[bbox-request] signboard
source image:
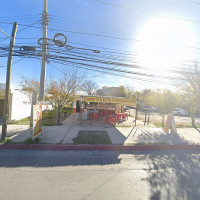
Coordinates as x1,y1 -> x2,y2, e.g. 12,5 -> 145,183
82,96 -> 136,106
33,104 -> 42,139
164,113 -> 177,133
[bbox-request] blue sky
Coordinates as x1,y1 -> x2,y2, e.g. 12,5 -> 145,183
1,0 -> 200,91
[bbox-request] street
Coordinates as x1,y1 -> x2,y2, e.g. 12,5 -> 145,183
0,150 -> 200,200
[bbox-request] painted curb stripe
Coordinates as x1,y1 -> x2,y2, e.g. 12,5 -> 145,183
0,144 -> 200,151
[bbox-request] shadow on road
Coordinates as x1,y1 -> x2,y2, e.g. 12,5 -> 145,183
137,151 -> 200,200
0,150 -> 122,167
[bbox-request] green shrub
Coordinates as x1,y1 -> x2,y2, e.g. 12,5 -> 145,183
24,137 -> 40,144
0,137 -> 11,144
61,106 -> 72,114
42,110 -> 56,119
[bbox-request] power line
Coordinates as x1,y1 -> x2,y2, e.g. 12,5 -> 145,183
0,45 -> 198,77
0,57 -> 27,67
90,0 -> 200,24
45,53 -> 179,81
47,25 -> 140,41
50,58 -> 176,85
0,21 -> 140,41
0,14 -> 41,19
49,16 -> 140,39
17,20 -> 41,34
0,20 -> 41,43
49,62 -> 105,78
179,0 -> 200,5
4,48 -> 170,82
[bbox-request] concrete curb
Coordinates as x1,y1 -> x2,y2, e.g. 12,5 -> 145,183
1,143 -> 200,151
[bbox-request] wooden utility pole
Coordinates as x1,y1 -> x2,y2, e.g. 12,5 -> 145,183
1,22 -> 18,141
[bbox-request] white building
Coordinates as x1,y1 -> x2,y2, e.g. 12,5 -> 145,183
0,83 -> 52,122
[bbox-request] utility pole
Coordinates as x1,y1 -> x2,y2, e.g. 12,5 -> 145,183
39,0 -> 48,100
1,22 -> 18,141
30,90 -> 37,137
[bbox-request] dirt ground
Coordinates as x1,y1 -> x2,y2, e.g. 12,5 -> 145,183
128,109 -> 200,128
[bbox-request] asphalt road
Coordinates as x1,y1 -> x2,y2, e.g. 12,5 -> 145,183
0,150 -> 200,200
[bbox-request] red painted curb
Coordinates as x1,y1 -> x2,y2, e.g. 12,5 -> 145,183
27,144 -> 123,151
1,144 -> 200,151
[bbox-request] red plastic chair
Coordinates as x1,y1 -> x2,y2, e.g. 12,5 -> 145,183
109,115 -> 116,125
107,115 -> 112,124
88,113 -> 93,120
104,116 -> 107,124
121,113 -> 128,120
92,112 -> 98,120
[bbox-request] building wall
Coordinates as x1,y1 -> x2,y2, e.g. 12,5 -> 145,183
0,82 -> 53,122
102,86 -> 120,96
11,90 -> 53,121
11,90 -> 31,121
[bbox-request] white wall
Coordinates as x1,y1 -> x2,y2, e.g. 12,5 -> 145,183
11,89 -> 53,121
11,90 -> 31,121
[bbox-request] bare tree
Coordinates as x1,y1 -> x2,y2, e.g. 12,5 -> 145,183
45,69 -> 85,124
20,76 -> 40,103
125,85 -> 136,99
96,88 -> 104,96
21,69 -> 85,125
84,80 -> 99,95
179,62 -> 200,128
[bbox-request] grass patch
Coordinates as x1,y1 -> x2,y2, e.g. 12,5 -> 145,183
0,137 -> 11,144
152,122 -> 163,127
10,117 -> 30,125
42,107 -> 72,125
72,131 -> 112,144
24,137 -> 40,145
9,106 -> 72,126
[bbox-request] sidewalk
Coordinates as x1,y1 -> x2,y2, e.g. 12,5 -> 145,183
1,114 -> 200,150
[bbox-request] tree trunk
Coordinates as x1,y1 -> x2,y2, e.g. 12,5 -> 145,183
191,115 -> 196,128
162,114 -> 165,129
56,106 -> 61,125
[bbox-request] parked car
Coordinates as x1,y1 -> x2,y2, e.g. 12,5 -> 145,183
140,105 -> 157,112
171,108 -> 189,116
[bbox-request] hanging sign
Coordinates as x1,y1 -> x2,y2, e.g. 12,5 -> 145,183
82,96 -> 136,106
